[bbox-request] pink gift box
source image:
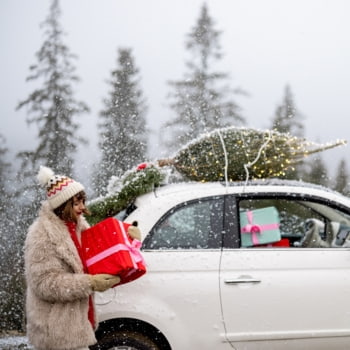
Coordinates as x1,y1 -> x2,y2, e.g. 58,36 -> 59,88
82,218 -> 146,286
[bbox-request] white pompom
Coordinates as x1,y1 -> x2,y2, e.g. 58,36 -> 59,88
37,166 -> 54,187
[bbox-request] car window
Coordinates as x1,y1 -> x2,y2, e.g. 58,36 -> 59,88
143,197 -> 224,250
238,198 -> 350,248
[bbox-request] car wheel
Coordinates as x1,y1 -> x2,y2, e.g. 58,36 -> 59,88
96,330 -> 161,350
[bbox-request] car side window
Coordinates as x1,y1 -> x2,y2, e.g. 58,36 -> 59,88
144,197 -> 224,250
238,198 -> 350,248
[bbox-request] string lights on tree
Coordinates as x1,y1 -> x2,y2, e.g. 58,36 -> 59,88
158,127 -> 346,182
88,126 -> 346,223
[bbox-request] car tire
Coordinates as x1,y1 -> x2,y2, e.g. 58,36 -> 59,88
96,330 -> 161,350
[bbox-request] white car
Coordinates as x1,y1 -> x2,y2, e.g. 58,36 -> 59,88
91,180 -> 350,350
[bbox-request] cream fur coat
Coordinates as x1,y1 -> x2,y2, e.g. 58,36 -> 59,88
24,201 -> 97,350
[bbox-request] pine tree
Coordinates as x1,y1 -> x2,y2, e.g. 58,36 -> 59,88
333,158 -> 350,195
16,0 -> 89,181
0,135 -> 10,200
271,84 -> 304,137
9,0 -> 89,331
165,3 -> 245,152
0,135 -> 25,331
0,134 -> 11,265
93,48 -> 148,195
303,155 -> 329,187
270,84 -> 305,179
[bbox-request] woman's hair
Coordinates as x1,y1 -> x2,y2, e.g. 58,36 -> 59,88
54,191 -> 91,223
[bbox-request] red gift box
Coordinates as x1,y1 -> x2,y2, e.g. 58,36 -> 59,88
81,218 -> 146,286
257,238 -> 290,248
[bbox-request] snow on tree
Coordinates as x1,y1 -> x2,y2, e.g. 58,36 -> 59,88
92,48 -> 148,196
88,163 -> 164,224
164,3 -> 246,152
16,0 -> 89,182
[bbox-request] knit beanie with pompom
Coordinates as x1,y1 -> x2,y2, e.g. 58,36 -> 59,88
37,166 -> 85,209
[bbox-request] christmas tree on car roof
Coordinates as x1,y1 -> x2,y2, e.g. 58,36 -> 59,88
87,126 -> 346,224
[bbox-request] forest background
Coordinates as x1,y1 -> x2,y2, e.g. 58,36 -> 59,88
1,0 -> 350,333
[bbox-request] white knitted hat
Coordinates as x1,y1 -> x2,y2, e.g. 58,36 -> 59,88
37,166 -> 85,209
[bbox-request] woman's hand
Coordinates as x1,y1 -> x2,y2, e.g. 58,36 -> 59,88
89,274 -> 120,292
128,225 -> 141,241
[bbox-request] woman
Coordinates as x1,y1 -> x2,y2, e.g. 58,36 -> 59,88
24,166 -> 138,350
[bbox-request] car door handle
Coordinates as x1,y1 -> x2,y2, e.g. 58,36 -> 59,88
224,277 -> 261,284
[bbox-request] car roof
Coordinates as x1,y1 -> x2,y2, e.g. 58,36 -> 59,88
131,179 -> 350,214
123,179 -> 350,234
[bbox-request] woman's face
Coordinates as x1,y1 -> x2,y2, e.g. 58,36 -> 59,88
72,196 -> 86,217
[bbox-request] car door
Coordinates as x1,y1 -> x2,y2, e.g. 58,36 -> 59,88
141,196 -> 229,349
220,194 -> 350,350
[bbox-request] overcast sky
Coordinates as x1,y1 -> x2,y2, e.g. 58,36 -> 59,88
1,0 -> 349,179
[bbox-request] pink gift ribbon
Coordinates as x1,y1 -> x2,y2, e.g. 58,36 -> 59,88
86,220 -> 145,268
241,210 -> 279,245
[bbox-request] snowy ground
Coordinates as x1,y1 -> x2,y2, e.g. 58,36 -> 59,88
0,335 -> 33,349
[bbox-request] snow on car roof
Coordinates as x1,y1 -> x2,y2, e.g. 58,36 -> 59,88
135,178 -> 350,206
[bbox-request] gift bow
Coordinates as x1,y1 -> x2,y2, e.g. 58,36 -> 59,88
241,210 -> 279,245
86,221 -> 145,269
128,239 -> 144,264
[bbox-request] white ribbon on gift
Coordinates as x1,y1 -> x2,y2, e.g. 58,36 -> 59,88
85,220 -> 144,269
